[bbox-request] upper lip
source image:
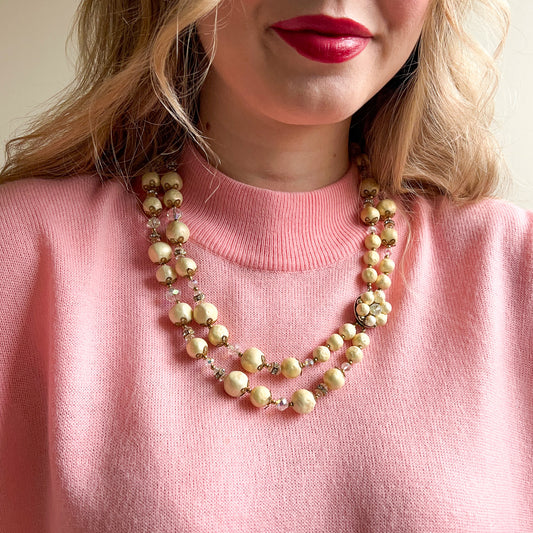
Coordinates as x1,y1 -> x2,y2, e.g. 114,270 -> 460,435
270,14 -> 373,38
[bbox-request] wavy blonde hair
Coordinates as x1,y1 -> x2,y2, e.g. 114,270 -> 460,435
0,0 -> 510,202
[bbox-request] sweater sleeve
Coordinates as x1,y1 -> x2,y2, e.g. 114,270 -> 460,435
0,179 -> 54,530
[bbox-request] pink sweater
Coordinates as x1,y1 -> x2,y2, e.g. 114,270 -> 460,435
1,145 -> 532,532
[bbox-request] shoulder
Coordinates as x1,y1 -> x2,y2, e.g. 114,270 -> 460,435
0,174 -> 126,216
412,195 -> 532,258
410,194 -> 532,331
0,175 -> 143,290
436,195 -> 532,229
405,194 -> 533,346
0,174 -> 141,238
404,194 -> 533,306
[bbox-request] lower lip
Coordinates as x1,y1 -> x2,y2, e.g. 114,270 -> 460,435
272,28 -> 370,64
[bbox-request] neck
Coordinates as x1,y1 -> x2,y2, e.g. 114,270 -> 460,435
198,75 -> 351,193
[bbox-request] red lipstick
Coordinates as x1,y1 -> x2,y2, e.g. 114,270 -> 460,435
271,15 -> 372,64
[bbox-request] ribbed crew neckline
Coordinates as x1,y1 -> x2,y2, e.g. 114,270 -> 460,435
140,144 -> 400,272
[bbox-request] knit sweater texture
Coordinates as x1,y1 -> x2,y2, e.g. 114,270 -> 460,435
1,145 -> 532,532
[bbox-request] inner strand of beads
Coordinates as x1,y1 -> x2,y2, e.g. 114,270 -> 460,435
141,156 -> 396,415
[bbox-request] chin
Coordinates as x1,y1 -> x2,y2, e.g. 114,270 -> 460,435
258,78 -> 371,126
267,97 -> 365,127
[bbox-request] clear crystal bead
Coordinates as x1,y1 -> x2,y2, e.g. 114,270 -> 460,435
188,279 -> 199,290
147,217 -> 161,229
193,293 -> 205,302
367,225 -> 377,234
317,383 -> 329,395
182,326 -> 194,338
214,368 -> 226,381
303,358 -> 315,367
341,362 -> 352,373
174,247 -> 186,257
270,362 -> 281,375
165,287 -> 181,302
167,208 -> 182,221
276,398 -> 289,411
369,303 -> 382,316
228,344 -> 242,357
205,358 -> 215,366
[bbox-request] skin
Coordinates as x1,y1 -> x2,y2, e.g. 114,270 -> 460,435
197,0 -> 430,192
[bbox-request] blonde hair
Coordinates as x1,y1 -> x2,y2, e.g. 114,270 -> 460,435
0,0 -> 510,203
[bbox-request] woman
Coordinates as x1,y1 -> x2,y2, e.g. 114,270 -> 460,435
1,0 -> 531,531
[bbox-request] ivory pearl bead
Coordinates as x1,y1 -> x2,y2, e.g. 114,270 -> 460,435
163,189 -> 183,208
364,315 -> 377,327
377,198 -> 397,219
363,250 -> 380,266
327,333 -> 344,352
376,274 -> 392,290
186,337 -> 208,359
166,220 -> 190,244
360,206 -> 380,226
361,291 -> 375,305
346,346 -> 364,364
223,371 -> 248,397
168,302 -> 193,325
373,290 -> 386,304
193,302 -> 218,325
250,386 -> 271,408
208,324 -> 229,346
364,234 -> 382,251
356,303 -> 370,317
362,268 -> 378,283
155,264 -> 177,284
313,346 -> 331,363
375,314 -> 388,326
143,196 -> 163,217
241,347 -> 264,373
359,178 -> 380,198
380,257 -> 395,273
339,323 -> 356,341
381,227 -> 398,247
141,172 -> 160,190
161,171 -> 183,191
323,368 -> 345,390
148,241 -> 173,264
382,301 -> 392,315
353,332 -> 370,348
291,389 -> 316,414
281,357 -> 302,378
175,256 -> 197,277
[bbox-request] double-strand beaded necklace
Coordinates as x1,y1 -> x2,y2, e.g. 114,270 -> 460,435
140,150 -> 397,415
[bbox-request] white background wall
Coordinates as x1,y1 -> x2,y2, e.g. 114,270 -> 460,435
1,1 -> 532,210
